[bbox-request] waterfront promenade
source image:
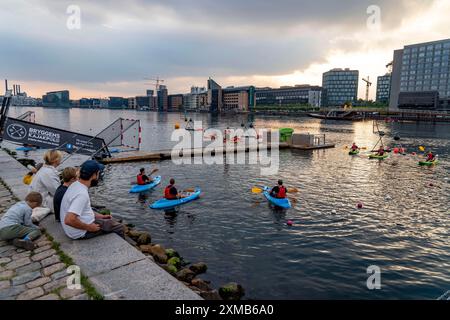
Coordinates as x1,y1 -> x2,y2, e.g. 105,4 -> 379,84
0,149 -> 201,300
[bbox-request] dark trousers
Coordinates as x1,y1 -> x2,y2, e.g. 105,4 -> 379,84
81,218 -> 125,240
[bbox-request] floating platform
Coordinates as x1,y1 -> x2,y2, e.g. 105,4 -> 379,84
99,141 -> 335,164
290,143 -> 336,150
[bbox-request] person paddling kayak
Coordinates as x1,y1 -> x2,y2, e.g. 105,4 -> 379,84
137,168 -> 157,185
164,178 -> 186,199
426,151 -> 436,162
270,180 -> 287,199
376,146 -> 385,156
350,143 -> 359,151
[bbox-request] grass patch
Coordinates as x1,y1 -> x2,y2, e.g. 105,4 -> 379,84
45,232 -> 104,300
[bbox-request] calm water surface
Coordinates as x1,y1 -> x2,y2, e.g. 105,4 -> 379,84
7,107 -> 450,299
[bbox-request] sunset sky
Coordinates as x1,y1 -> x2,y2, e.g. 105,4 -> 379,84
1,0 -> 449,100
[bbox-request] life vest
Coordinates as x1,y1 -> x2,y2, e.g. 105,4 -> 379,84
164,185 -> 177,199
276,186 -> 287,199
137,174 -> 145,185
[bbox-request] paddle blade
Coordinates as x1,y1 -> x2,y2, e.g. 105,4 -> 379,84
183,188 -> 195,193
419,146 -> 425,152
287,187 -> 299,193
252,187 -> 263,194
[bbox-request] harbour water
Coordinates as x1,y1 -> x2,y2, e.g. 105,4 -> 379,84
5,107 -> 450,299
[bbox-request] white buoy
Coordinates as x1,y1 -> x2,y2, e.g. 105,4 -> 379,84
331,210 -> 337,215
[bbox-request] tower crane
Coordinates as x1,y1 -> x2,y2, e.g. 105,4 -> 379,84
362,76 -> 372,102
144,76 -> 165,93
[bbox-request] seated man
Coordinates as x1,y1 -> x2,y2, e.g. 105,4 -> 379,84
137,168 -> 150,185
270,180 -> 287,199
426,151 -> 435,162
0,192 -> 43,250
376,146 -> 385,156
53,167 -> 78,222
351,143 -> 359,151
60,160 -> 124,240
164,178 -> 180,199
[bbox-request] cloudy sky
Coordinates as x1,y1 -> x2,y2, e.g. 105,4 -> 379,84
1,0 -> 449,99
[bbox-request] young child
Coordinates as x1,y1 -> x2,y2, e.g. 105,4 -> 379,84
54,167 -> 78,222
0,192 -> 43,250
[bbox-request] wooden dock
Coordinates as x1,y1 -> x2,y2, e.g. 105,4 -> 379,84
99,141 -> 334,164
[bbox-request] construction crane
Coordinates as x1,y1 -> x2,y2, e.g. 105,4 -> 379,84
386,61 -> 393,74
144,76 -> 165,92
362,76 -> 372,102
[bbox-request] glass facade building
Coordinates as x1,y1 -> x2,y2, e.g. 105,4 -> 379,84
42,90 -> 70,108
376,74 -> 391,104
390,38 -> 450,111
255,85 -> 322,107
322,69 -> 359,107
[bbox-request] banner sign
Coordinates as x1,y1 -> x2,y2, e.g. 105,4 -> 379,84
2,117 -> 106,156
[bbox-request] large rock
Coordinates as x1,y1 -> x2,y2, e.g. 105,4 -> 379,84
162,264 -> 178,275
219,283 -> 245,301
165,248 -> 180,259
189,262 -> 207,275
139,245 -> 153,254
167,257 -> 181,269
200,290 -> 222,300
191,278 -> 212,291
176,268 -> 195,283
150,245 -> 167,264
137,233 -> 151,245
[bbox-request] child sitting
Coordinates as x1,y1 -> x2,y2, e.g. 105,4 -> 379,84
0,192 -> 43,250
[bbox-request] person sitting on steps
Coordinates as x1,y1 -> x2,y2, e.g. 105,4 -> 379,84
53,167 -> 78,222
0,192 -> 43,251
60,160 -> 124,240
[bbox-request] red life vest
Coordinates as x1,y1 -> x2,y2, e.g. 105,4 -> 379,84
164,185 -> 176,199
137,174 -> 145,185
276,186 -> 287,199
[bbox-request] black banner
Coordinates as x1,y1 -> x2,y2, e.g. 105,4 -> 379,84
1,117 -> 106,156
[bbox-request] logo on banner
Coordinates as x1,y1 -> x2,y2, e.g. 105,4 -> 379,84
6,124 -> 27,140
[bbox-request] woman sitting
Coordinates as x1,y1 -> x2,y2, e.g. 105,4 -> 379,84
29,150 -> 62,222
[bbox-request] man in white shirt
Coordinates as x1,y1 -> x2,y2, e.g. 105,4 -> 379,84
60,160 -> 124,240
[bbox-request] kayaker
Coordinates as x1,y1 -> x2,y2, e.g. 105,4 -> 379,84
351,143 -> 359,151
137,168 -> 151,185
270,180 -> 287,199
164,178 -> 185,199
426,151 -> 435,162
376,146 -> 385,156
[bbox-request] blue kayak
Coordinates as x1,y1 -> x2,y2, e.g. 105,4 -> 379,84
129,176 -> 161,193
263,186 -> 291,209
149,188 -> 201,210
16,146 -> 36,151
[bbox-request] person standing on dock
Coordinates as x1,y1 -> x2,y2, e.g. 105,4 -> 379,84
60,160 -> 125,240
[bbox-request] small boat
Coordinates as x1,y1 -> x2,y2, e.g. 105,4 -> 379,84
369,154 -> 388,160
129,176 -> 162,193
263,187 -> 291,209
149,188 -> 201,210
349,149 -> 360,155
308,110 -> 364,121
419,159 -> 439,166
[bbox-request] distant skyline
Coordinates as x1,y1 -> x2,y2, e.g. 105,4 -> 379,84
1,0 -> 450,100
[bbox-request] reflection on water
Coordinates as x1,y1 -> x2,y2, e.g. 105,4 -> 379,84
6,107 -> 450,299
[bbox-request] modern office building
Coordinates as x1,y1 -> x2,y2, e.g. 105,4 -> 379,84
207,78 -> 222,113
146,89 -> 154,97
255,85 -> 322,107
222,86 -> 256,112
376,74 -> 391,104
108,97 -> 128,109
183,87 -> 208,111
157,85 -> 169,111
322,69 -> 359,107
168,94 -> 183,110
389,38 -> 450,111
42,90 -> 70,108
